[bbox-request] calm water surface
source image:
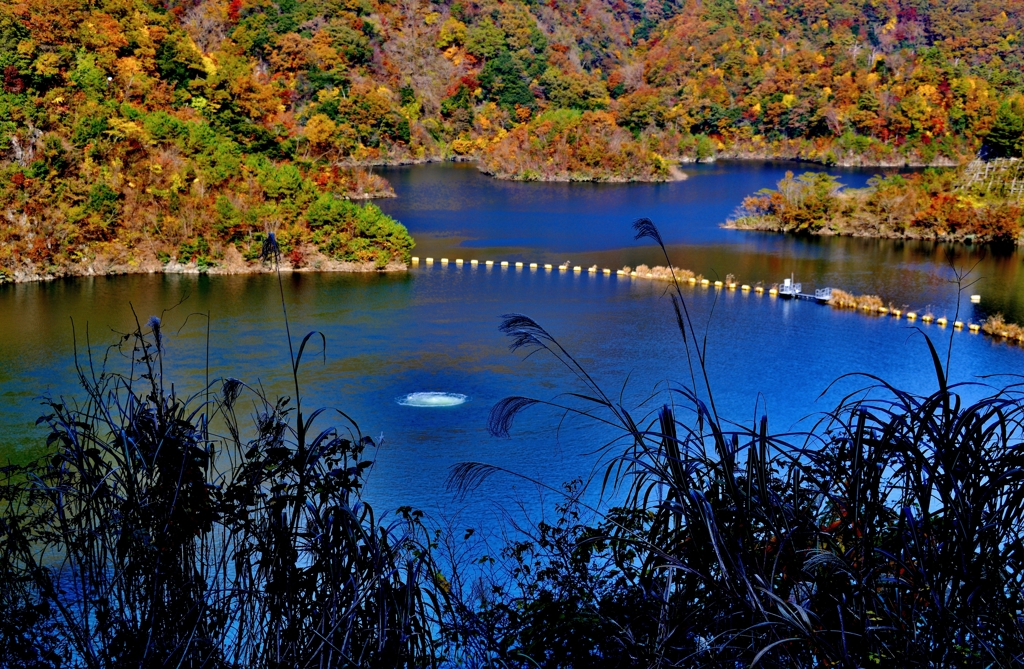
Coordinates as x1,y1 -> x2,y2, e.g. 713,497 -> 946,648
2,162 -> 1022,520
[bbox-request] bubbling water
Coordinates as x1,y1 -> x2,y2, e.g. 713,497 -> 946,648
396,392 -> 469,407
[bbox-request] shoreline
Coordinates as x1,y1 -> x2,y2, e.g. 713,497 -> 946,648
1,157 -> 985,285
720,220 -> 1014,246
354,153 -> 963,184
3,254 -> 408,286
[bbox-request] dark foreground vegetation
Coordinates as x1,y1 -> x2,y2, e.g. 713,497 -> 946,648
4,222 -> 1024,667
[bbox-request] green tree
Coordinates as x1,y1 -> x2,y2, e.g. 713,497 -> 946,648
986,98 -> 1024,158
480,51 -> 533,111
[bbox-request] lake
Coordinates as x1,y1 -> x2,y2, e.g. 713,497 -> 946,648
2,161 -> 1022,522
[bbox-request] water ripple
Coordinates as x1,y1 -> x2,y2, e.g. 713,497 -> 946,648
396,392 -> 469,408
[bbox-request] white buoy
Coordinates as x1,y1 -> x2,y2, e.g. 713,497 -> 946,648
573,266 -> 582,272
501,261 -> 509,267
440,257 -> 449,265
411,256 -> 420,264
530,262 -> 538,269
603,268 -> 611,274
970,294 -> 981,304
515,261 -> 523,267
471,259 -> 479,266
426,257 -> 434,264
485,260 -> 494,266
456,258 -> 463,265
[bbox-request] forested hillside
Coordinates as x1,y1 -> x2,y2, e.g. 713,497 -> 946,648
2,0 -> 1024,279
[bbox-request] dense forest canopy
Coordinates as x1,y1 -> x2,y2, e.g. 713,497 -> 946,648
2,0 -> 1024,278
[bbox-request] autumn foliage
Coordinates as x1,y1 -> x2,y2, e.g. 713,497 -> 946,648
732,169 -> 1024,243
3,0 -> 1024,278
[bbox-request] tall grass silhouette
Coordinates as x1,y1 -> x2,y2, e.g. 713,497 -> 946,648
447,218 -> 1024,667
0,234 -> 446,669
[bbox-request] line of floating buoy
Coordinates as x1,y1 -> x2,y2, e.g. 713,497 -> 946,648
411,259 -> 993,340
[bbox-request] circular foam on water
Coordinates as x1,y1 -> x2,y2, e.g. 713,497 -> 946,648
396,392 -> 469,408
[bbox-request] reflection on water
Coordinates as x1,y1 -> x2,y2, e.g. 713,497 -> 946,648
1,162 -> 1022,521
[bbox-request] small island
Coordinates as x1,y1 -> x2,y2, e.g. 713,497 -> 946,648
725,160 -> 1024,245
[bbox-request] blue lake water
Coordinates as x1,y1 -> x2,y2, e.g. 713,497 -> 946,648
2,161 -> 1022,522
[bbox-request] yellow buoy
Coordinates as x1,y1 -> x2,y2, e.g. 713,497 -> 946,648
936,317 -> 947,326
970,294 -> 981,304
688,277 -> 697,284
544,263 -> 553,270
701,278 -> 710,286
515,261 -> 523,267
755,286 -> 764,294
589,266 -> 598,273
727,282 -> 737,290
617,269 -> 626,275
969,323 -> 981,332
907,312 -> 917,321
471,259 -> 479,266
485,260 -> 494,266
741,284 -> 750,292
456,258 -> 463,265
441,258 -> 449,265
501,261 -> 509,267
646,272 -> 653,278
411,256 -> 420,264
603,268 -> 611,274
529,262 -> 537,269
630,271 -> 637,276
892,309 -> 901,318
954,321 -> 964,329
574,266 -> 582,272
878,307 -> 889,315
426,257 -> 434,264
768,287 -> 777,296
714,280 -> 723,287
922,314 -> 933,323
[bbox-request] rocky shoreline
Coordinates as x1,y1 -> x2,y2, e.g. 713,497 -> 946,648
3,246 -> 408,285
